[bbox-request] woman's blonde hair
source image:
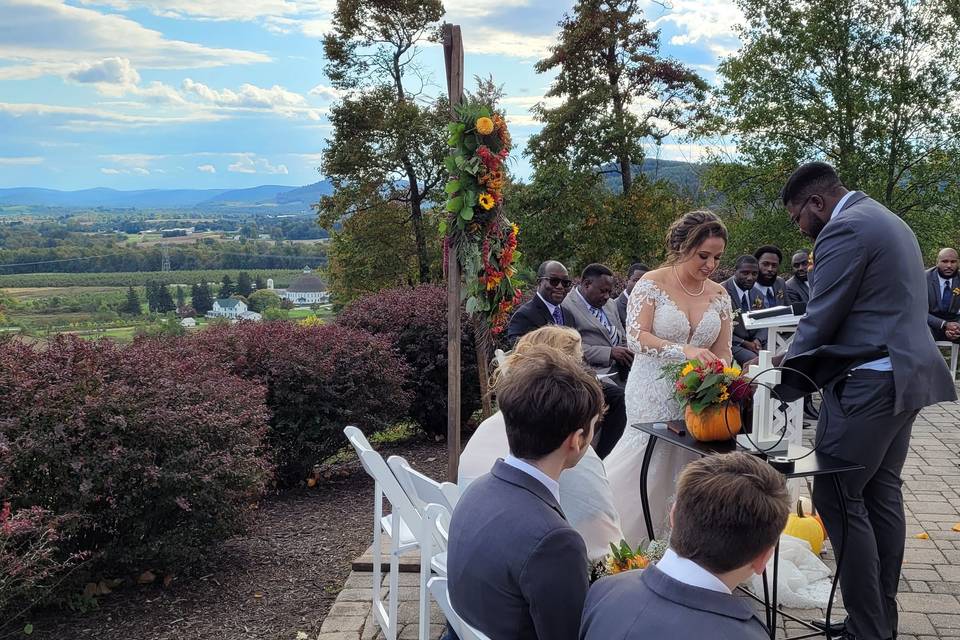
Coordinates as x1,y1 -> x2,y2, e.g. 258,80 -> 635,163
491,326 -> 583,390
662,210 -> 728,266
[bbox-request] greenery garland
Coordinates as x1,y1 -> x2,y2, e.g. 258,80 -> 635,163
442,101 -> 521,335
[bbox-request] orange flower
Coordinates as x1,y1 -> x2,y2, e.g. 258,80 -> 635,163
476,117 -> 494,135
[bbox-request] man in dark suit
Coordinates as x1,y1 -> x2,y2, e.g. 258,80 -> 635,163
562,263 -> 632,457
507,260 -> 576,344
926,248 -> 960,342
723,255 -> 766,365
616,263 -> 648,326
447,344 -> 602,640
779,162 -> 956,640
754,244 -> 788,307
786,249 -> 812,306
580,452 -> 789,640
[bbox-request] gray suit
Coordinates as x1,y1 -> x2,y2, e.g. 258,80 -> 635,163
447,460 -> 588,640
785,275 -> 811,305
616,290 -> 629,327
780,192 -> 956,640
562,288 -> 626,377
580,565 -> 768,640
723,278 -> 766,365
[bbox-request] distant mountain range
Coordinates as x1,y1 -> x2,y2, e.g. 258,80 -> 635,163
602,158 -> 706,194
0,180 -> 334,211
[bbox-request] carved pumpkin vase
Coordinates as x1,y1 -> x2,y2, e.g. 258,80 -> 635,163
684,404 -> 741,442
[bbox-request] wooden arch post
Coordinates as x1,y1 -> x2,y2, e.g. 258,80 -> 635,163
443,23 -> 464,482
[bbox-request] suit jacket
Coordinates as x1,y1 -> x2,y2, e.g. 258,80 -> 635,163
447,460 -> 589,640
723,278 -> 766,348
616,290 -> 629,328
757,276 -> 789,308
785,275 -> 811,306
779,192 -> 956,413
579,565 -> 769,640
562,288 -> 627,376
926,266 -> 960,331
507,294 -> 577,346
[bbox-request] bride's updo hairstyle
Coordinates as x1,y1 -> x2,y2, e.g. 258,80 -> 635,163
663,210 -> 728,266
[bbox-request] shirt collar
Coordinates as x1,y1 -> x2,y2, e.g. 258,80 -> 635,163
732,282 -> 751,299
656,548 -> 731,594
830,190 -> 857,220
536,292 -> 559,315
575,287 -> 599,311
938,273 -> 953,288
503,454 -> 561,503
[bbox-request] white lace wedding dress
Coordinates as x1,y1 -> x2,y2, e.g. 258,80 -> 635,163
605,279 -> 731,544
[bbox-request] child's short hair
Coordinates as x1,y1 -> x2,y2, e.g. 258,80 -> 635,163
670,452 -> 790,573
495,344 -> 604,460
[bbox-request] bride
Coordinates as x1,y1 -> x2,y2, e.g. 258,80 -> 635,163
605,210 -> 733,544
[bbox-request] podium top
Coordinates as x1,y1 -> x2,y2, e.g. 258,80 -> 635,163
742,311 -> 801,330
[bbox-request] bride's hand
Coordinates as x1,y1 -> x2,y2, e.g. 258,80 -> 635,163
683,345 -> 721,363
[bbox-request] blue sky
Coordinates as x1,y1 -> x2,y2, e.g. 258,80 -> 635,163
0,0 -> 743,190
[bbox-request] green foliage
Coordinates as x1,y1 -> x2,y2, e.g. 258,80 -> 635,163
120,286 -> 142,316
529,0 -> 707,194
247,289 -> 281,313
145,281 -> 175,313
236,272 -> 253,297
218,274 -> 235,299
190,281 -> 213,315
709,0 -> 960,218
0,270 -> 304,289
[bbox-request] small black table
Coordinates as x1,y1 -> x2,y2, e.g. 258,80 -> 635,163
633,421 -> 864,640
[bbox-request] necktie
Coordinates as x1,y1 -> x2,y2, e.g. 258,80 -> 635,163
741,292 -> 750,312
552,306 -> 563,325
590,306 -> 619,344
766,288 -> 776,307
942,282 -> 953,312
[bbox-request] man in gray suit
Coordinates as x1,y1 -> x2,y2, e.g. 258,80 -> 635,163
562,263 -> 631,458
616,262 -> 648,326
580,452 -> 789,640
786,249 -> 812,306
723,255 -> 766,365
779,162 -> 956,640
447,344 -> 603,640
754,244 -> 789,307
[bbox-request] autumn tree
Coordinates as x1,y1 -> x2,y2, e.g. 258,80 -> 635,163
528,0 -> 708,194
319,0 -> 448,284
709,0 -> 960,224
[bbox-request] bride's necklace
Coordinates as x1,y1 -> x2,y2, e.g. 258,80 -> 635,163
673,266 -> 705,297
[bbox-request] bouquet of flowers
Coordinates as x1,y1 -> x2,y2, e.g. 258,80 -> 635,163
661,360 -> 753,441
590,539 -> 668,582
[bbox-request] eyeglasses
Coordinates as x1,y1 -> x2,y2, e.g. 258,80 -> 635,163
790,195 -> 815,226
539,276 -> 573,289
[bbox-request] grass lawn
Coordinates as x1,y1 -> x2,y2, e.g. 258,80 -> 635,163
4,286 -> 126,302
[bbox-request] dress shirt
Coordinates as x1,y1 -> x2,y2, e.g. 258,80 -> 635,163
575,288 -> 619,345
733,282 -> 754,309
503,455 -> 561,504
831,191 -> 892,371
537,292 -> 562,322
656,548 -> 731,594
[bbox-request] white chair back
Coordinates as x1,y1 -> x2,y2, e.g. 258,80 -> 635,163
387,455 -> 460,514
428,577 -> 492,640
936,341 -> 959,379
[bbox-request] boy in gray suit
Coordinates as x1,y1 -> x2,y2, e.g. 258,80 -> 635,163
580,452 -> 789,640
447,344 -> 604,640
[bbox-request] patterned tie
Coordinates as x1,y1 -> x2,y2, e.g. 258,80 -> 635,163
942,282 -> 953,313
590,306 -> 619,344
552,305 -> 563,325
766,287 -> 776,307
741,292 -> 750,312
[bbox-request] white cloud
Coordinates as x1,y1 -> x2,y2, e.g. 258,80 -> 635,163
228,154 -> 289,174
642,0 -> 744,59
444,0 -> 532,19
182,78 -> 307,108
0,0 -> 271,81
0,101 -> 225,130
0,156 -> 43,165
131,167 -> 150,175
100,167 -> 123,174
99,153 -> 166,167
308,84 -> 342,101
457,27 -> 556,59
197,164 -> 217,173
67,56 -> 141,85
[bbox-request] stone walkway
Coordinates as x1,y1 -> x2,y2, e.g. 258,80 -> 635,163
322,399 -> 960,640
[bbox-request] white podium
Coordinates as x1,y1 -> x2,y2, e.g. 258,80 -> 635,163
741,307 -> 801,353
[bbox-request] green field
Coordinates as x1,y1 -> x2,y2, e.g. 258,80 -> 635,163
0,269 -> 305,288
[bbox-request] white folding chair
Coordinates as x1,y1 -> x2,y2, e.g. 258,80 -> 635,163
344,426 -> 424,640
428,577 -> 492,640
936,341 -> 959,379
387,457 -> 461,640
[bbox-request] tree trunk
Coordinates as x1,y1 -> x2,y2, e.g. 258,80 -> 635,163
606,41 -> 632,194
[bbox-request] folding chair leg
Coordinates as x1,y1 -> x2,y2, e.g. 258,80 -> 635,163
951,345 -> 958,380
419,516 -> 432,640
387,514 -> 400,640
372,484 -> 383,621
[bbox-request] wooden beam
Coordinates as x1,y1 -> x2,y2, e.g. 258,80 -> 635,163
443,23 -> 464,483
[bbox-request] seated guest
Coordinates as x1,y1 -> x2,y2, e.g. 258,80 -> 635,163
448,344 -> 602,640
753,244 -> 788,307
580,453 -> 790,640
927,248 -> 960,342
562,263 -> 631,457
723,255 -> 766,365
785,249 -> 812,305
458,325 -> 624,561
617,262 -> 649,326
507,260 -> 576,345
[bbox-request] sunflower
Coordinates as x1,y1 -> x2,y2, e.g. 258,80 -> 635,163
478,193 -> 495,210
475,117 -> 494,135
680,363 -> 695,377
723,366 -> 742,377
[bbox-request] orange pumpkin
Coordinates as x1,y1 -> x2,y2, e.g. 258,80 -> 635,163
684,404 -> 741,442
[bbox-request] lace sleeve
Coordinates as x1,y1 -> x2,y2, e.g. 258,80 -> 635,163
709,294 -> 734,365
625,280 -> 685,361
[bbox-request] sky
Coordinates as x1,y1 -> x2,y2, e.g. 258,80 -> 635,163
0,0 -> 744,190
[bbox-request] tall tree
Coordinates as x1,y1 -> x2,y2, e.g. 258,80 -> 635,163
237,272 -> 253,297
319,0 -> 447,283
218,275 -> 235,299
191,282 -> 213,315
710,0 -> 960,220
528,0 -> 708,193
121,286 -> 142,316
175,285 -> 186,309
254,275 -> 267,291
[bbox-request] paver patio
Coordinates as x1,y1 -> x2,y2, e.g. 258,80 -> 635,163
322,397 -> 960,640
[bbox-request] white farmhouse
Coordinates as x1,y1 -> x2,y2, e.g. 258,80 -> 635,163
180,317 -> 197,328
208,298 -> 248,319
278,267 -> 330,306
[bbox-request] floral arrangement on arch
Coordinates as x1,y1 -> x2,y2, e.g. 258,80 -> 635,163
442,101 -> 521,336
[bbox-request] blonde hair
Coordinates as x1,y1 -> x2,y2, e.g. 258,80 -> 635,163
491,325 -> 583,391
663,210 -> 728,266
